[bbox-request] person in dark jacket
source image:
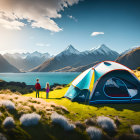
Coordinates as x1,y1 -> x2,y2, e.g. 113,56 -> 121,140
35,78 -> 41,98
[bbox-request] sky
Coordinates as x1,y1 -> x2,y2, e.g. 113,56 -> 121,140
0,0 -> 140,55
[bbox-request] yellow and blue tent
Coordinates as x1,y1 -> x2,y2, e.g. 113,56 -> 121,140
65,61 -> 140,104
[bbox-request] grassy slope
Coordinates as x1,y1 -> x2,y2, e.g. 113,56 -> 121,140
134,70 -> 140,80
1,71 -> 139,139
0,90 -> 88,140
25,71 -> 140,137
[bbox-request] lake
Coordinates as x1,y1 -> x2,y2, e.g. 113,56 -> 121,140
0,72 -> 80,88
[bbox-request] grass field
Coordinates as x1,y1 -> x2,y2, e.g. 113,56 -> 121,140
24,71 -> 140,137
0,90 -> 89,140
0,70 -> 140,140
134,70 -> 140,80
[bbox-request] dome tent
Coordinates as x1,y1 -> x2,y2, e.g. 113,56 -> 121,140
64,61 -> 140,104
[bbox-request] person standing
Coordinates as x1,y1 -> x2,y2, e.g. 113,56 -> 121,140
35,78 -> 41,98
45,82 -> 50,99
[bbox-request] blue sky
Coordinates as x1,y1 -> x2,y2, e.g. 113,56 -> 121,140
0,0 -> 140,55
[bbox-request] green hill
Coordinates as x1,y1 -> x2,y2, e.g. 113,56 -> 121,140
0,71 -> 140,140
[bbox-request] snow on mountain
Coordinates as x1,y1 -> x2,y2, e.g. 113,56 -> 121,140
81,50 -> 90,55
4,51 -> 51,59
90,44 -> 117,55
4,53 -> 22,59
21,51 -> 51,59
120,46 -> 139,56
0,54 -> 20,73
56,45 -> 80,57
3,51 -> 52,71
31,44 -> 120,72
3,44 -> 120,72
116,46 -> 140,69
56,44 -> 118,57
81,44 -> 119,56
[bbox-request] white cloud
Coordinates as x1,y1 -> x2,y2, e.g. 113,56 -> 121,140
0,0 -> 80,32
0,12 -> 25,30
67,15 -> 78,22
91,32 -> 104,37
36,43 -> 50,47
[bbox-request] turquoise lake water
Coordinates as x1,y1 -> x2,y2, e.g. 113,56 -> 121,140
0,72 -> 80,88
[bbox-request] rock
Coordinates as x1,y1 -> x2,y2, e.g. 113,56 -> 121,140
115,116 -> 121,127
0,133 -> 7,140
75,121 -> 86,131
85,118 -> 96,126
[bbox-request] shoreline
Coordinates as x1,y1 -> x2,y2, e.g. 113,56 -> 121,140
0,80 -> 68,94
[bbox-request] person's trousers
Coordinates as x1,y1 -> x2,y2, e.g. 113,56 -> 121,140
46,92 -> 49,99
36,90 -> 39,98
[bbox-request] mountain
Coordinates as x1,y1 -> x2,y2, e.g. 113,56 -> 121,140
116,47 -> 140,70
3,51 -> 52,71
54,62 -> 99,72
119,46 -> 138,57
31,44 -> 119,72
57,45 -> 80,57
0,54 -> 20,73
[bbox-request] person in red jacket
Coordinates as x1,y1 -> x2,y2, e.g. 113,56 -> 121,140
35,78 -> 41,98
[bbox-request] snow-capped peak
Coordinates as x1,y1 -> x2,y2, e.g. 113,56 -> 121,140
90,44 -> 113,54
4,51 -> 51,60
29,51 -> 42,57
22,51 -> 51,59
57,45 -> 80,57
65,45 -> 80,54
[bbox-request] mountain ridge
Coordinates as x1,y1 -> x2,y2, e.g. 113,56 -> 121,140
31,44 -> 119,72
3,51 -> 52,71
116,46 -> 140,70
0,54 -> 20,73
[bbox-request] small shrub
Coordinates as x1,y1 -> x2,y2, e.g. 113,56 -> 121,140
51,112 -> 75,131
75,121 -> 86,131
132,125 -> 140,135
97,116 -> 117,132
0,133 -> 7,140
59,106 -> 69,113
1,100 -> 15,110
30,105 -> 36,111
85,118 -> 96,126
118,133 -> 140,140
86,126 -> 102,140
28,89 -> 33,93
20,113 -> 41,126
115,116 -> 121,127
3,117 -> 15,128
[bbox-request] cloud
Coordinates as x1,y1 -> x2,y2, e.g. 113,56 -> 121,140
0,0 -> 80,32
67,15 -> 78,22
36,43 -> 50,47
91,32 -> 104,37
0,18 -> 25,30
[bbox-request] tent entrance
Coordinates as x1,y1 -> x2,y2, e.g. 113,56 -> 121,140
73,89 -> 90,102
103,77 -> 138,98
65,85 -> 90,102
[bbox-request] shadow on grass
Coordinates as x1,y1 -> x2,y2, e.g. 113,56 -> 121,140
117,133 -> 140,140
21,121 -> 89,140
72,100 -> 140,112
93,103 -> 140,112
39,97 -> 64,100
8,109 -> 21,119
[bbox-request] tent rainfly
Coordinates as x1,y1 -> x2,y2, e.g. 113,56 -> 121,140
64,61 -> 140,104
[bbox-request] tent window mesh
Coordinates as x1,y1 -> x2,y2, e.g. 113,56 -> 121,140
104,77 -> 130,97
